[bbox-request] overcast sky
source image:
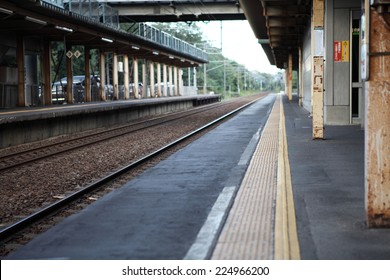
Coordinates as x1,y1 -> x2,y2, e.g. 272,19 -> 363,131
198,20 -> 280,75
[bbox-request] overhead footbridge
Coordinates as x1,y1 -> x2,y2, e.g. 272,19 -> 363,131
104,0 -> 245,22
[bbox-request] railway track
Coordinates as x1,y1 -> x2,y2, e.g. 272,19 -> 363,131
0,95 -> 264,243
0,100 -> 235,172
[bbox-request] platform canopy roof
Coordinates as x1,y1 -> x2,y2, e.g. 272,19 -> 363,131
240,0 -> 311,70
0,0 -> 208,67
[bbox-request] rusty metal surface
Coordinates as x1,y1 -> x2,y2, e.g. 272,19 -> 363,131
366,10 -> 390,227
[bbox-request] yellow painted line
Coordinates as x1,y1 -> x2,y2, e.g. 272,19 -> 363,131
274,94 -> 301,260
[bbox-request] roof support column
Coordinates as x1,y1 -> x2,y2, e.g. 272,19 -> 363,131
149,61 -> 155,98
84,47 -> 91,103
133,57 -> 139,99
168,65 -> 173,96
17,36 -> 26,107
312,0 -> 325,139
157,62 -> 161,97
124,54 -> 129,100
113,52 -> 119,100
163,64 -> 167,97
174,66 -> 178,96
43,39 -> 52,105
299,46 -> 303,107
365,6 -> 390,227
288,52 -> 293,101
99,51 -> 106,101
142,59 -> 147,98
66,43 -> 73,104
179,68 -> 183,96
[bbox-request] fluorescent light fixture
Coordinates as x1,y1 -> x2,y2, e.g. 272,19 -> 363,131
169,55 -> 174,59
26,16 -> 47,25
152,51 -> 159,55
0,7 -> 13,14
101,37 -> 113,43
180,59 -> 185,62
131,45 -> 140,50
55,25 -> 73,32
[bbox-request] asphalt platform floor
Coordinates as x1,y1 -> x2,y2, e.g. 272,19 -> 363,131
283,95 -> 390,259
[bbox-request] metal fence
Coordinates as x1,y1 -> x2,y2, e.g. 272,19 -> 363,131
42,1 -> 207,61
43,0 -> 119,29
128,23 -> 208,61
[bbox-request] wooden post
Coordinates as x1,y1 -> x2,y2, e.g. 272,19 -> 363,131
299,46 -> 303,107
17,36 -> 26,107
149,61 -> 155,98
163,64 -> 167,97
168,65 -> 173,96
66,43 -> 73,104
365,6 -> 390,227
99,51 -> 106,101
157,62 -> 161,97
173,66 -> 178,96
43,39 -> 52,105
133,57 -> 139,99
84,47 -> 91,102
113,52 -> 118,100
124,54 -> 129,99
312,0 -> 325,139
288,52 -> 293,101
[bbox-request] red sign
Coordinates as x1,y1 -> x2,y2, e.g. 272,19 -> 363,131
334,41 -> 341,62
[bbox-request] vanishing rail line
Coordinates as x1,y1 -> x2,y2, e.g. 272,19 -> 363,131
0,96 -> 263,241
0,100 -> 237,172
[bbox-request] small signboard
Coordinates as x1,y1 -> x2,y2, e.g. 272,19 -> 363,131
341,40 -> 350,62
334,41 -> 341,62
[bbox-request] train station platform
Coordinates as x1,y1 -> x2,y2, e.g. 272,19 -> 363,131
5,93 -> 390,260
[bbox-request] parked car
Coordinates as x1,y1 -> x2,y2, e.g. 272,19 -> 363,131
154,82 -> 175,95
51,75 -> 101,103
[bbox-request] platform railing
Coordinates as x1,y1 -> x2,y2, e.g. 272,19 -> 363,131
128,23 -> 208,61
41,1 -> 207,61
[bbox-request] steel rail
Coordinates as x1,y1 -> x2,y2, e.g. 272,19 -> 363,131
0,101 -> 230,172
0,96 -> 262,241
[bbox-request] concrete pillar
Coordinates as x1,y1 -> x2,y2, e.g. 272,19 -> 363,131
113,52 -> 119,100
124,55 -> 129,99
173,66 -> 178,96
311,0 -> 325,139
365,7 -> 390,227
288,52 -> 293,101
168,65 -> 173,96
133,57 -> 139,99
299,46 -> 303,107
142,60 -> 147,98
43,39 -> 51,105
149,61 -> 155,98
66,43 -> 73,104
163,64 -> 167,97
84,47 -> 91,103
157,62 -> 161,97
99,51 -> 106,101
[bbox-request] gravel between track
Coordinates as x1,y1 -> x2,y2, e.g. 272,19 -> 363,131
0,95 -> 263,232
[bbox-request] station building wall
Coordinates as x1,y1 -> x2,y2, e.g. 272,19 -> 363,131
324,0 -> 361,125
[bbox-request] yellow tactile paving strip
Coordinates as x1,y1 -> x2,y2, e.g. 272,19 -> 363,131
274,97 -> 301,260
211,96 -> 280,260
